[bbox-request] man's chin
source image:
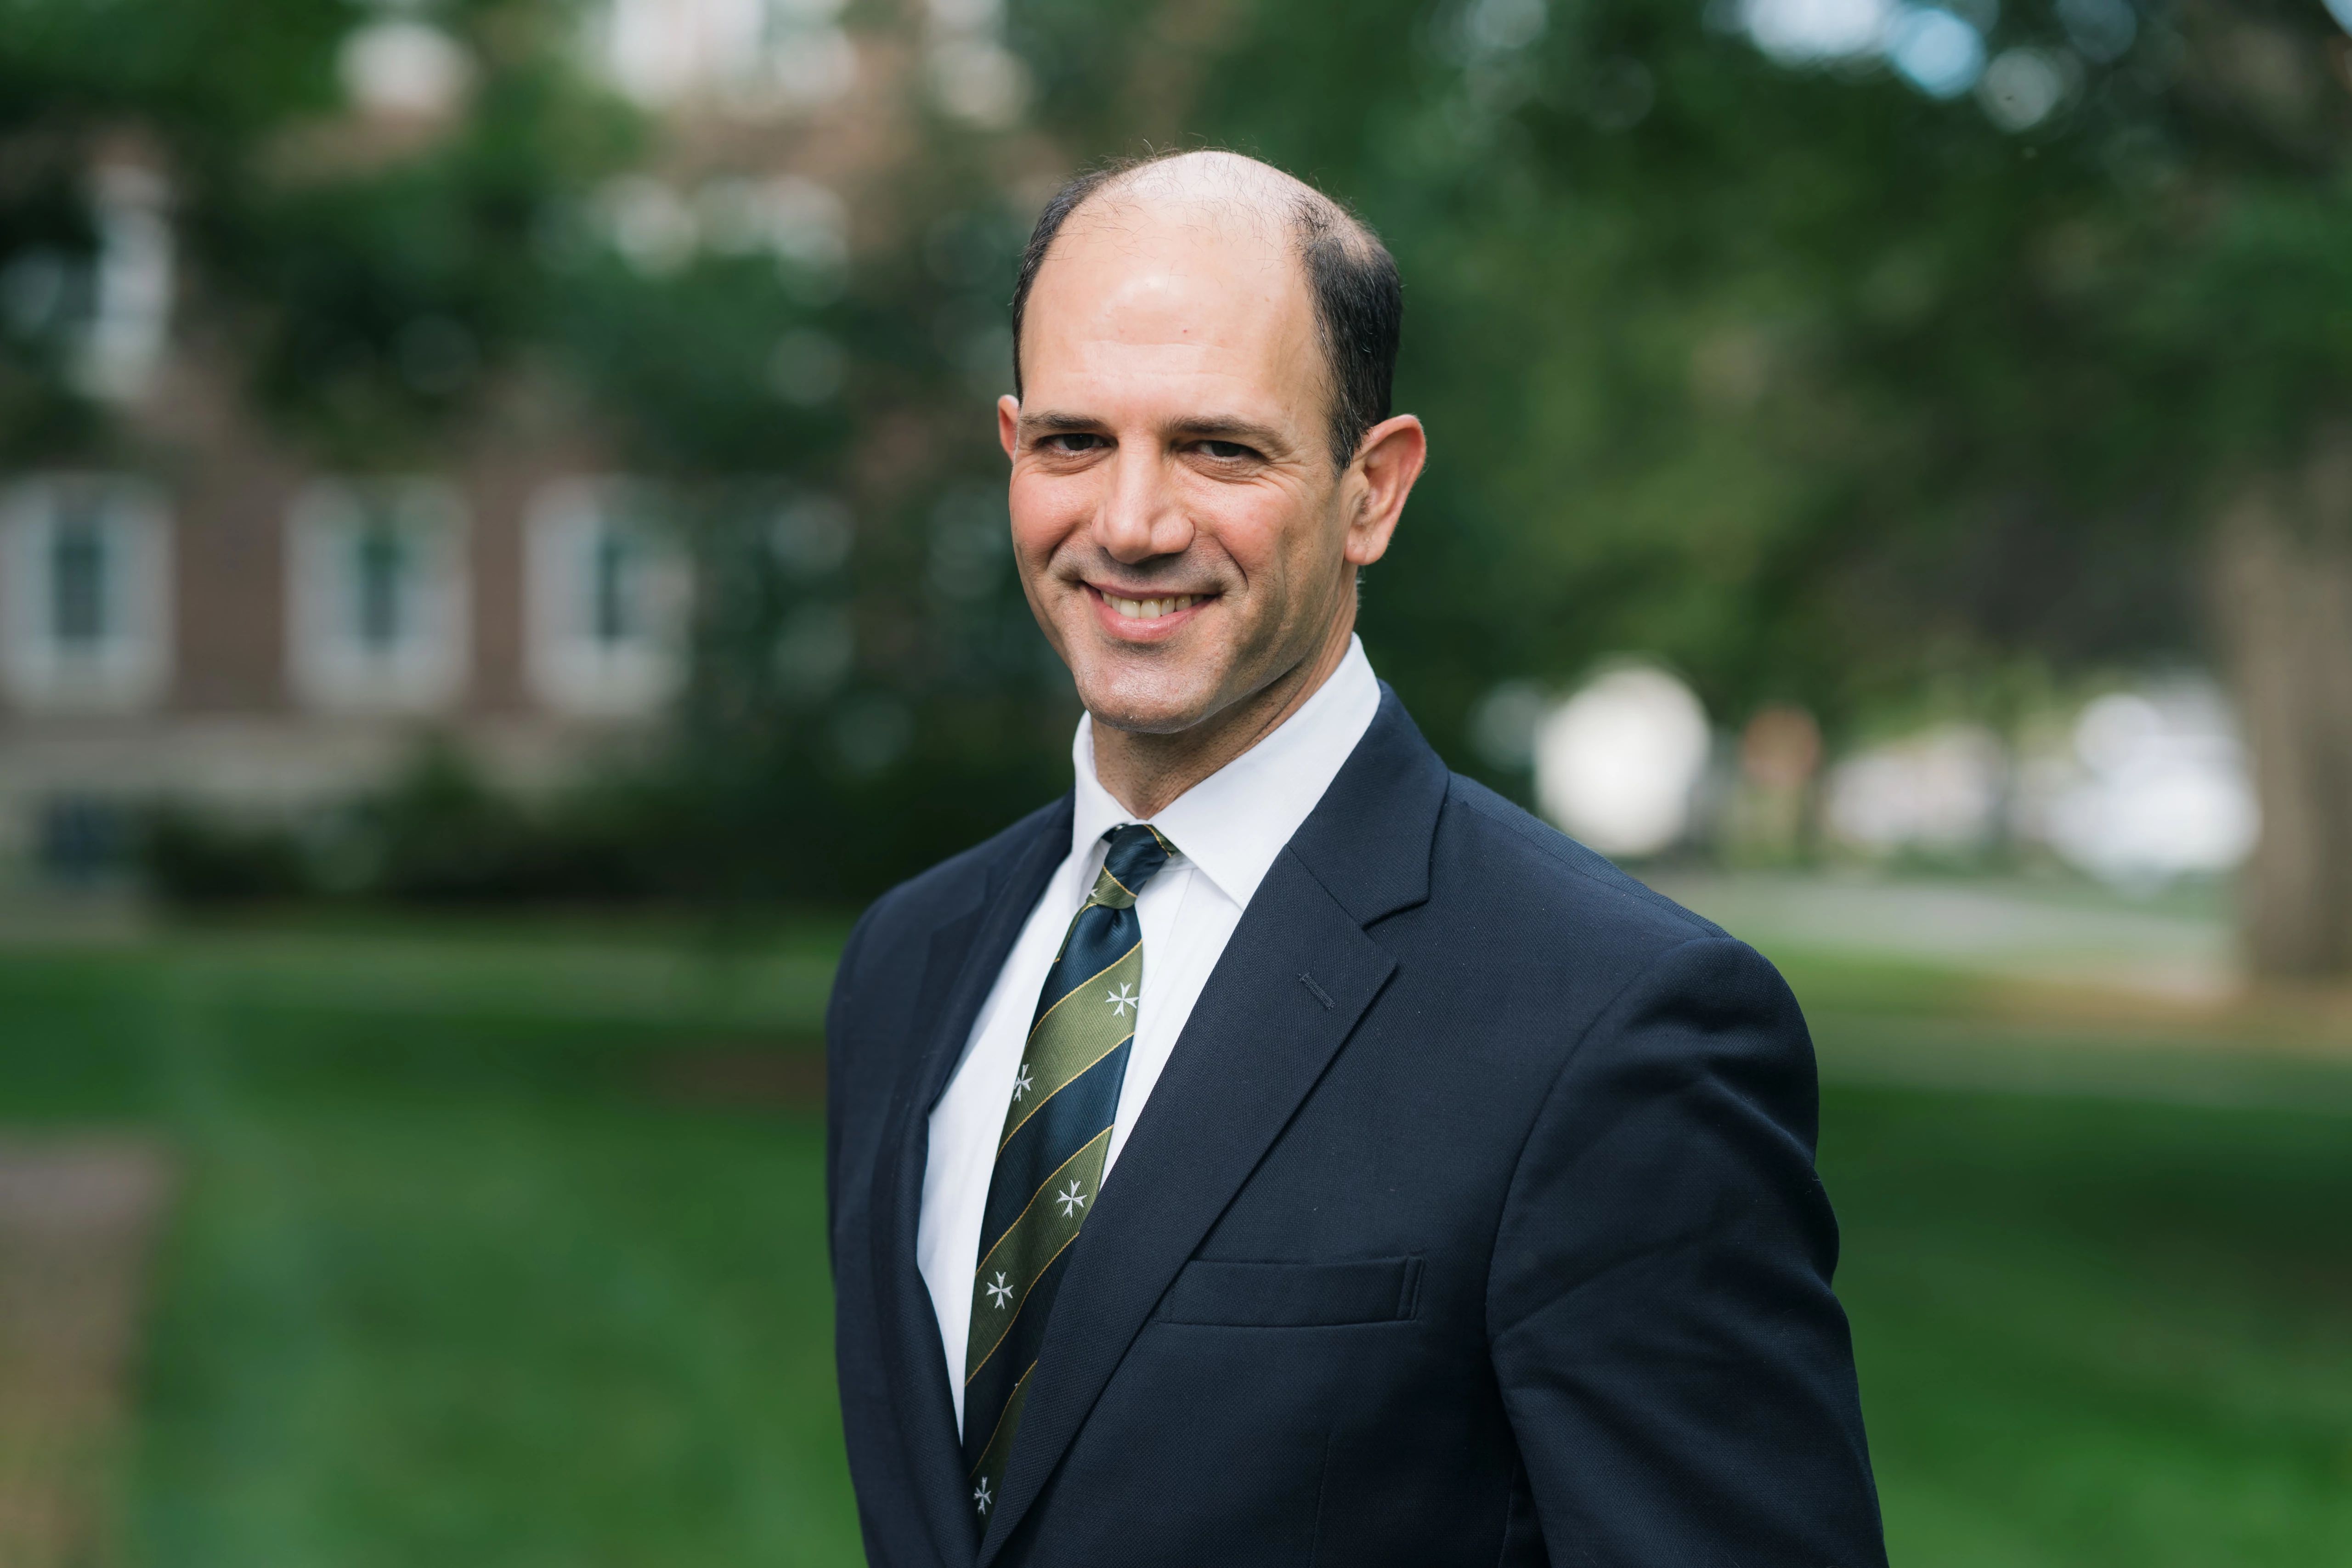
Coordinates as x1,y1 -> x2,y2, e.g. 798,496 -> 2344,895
1072,669 -> 1225,738
1080,698 -> 1216,738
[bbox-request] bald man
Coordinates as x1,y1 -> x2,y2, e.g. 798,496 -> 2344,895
825,152 -> 1886,1568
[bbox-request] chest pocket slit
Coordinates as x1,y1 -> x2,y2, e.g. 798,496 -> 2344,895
1156,1255 -> 1424,1328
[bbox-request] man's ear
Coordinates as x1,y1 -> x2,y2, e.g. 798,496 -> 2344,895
1343,414 -> 1427,568
998,395 -> 1022,462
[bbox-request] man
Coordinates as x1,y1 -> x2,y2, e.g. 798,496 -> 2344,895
826,150 -> 1885,1568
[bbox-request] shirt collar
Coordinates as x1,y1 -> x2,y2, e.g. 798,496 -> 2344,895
1069,635 -> 1382,911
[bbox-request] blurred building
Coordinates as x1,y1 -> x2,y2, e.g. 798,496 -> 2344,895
0,0 -> 1022,886
0,175 -> 668,883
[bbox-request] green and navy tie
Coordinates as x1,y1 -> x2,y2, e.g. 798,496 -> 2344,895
962,822 -> 1174,1528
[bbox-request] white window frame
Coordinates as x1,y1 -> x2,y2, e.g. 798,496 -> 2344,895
525,478 -> 690,719
286,478 -> 469,713
0,473 -> 172,713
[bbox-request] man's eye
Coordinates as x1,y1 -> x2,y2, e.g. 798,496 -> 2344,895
1198,440 -> 1259,461
1041,433 -> 1108,454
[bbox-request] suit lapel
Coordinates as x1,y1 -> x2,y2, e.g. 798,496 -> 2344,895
976,691 -> 1449,1565
868,796 -> 1073,1565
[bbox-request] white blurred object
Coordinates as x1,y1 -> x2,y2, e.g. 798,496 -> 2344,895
1739,0 -> 2107,116
752,177 -> 850,273
1740,0 -> 1894,62
339,20 -> 475,118
600,177 -> 699,274
1826,724 -> 2005,854
924,0 -> 1029,127
597,173 -> 846,280
589,0 -> 855,114
74,164 -> 173,405
1977,46 -> 2075,132
927,38 -> 1030,126
1886,7 -> 1983,97
2037,683 -> 2257,890
1533,665 -> 1712,857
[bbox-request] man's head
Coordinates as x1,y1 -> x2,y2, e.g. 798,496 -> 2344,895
999,150 -> 1426,743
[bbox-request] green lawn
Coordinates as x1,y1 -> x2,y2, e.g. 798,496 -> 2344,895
1,918 -> 2346,1566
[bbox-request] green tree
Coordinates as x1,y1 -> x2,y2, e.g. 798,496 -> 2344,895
1012,0 -> 2352,975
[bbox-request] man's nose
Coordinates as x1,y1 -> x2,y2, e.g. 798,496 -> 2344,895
1094,447 -> 1196,563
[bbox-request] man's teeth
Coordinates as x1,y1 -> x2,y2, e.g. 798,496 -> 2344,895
1106,594 -> 1201,620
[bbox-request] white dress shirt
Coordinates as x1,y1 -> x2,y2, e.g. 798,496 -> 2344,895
916,636 -> 1383,1427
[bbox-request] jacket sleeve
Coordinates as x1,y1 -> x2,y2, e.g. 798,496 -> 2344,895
825,898 -> 885,1279
1487,934 -> 1888,1567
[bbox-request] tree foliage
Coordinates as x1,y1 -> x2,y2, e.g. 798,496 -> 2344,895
12,0 -> 2352,931
1011,0 -> 2352,751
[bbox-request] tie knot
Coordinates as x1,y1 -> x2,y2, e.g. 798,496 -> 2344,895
1090,823 -> 1174,909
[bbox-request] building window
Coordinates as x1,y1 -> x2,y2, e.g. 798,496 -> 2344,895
287,479 -> 469,713
526,479 -> 690,719
0,474 -> 171,712
37,794 -> 130,885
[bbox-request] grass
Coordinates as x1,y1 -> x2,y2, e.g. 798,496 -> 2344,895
0,916 -> 2346,1565
1821,1073 -> 2352,1565
0,924 -> 858,1568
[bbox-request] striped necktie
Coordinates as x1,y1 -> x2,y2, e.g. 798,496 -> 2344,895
962,822 -> 1174,1529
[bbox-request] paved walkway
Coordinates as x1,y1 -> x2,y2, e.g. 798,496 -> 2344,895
1652,872 -> 2237,1002
0,1140 -> 173,1568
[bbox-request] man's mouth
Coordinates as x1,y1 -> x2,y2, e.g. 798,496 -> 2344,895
1089,585 -> 1212,622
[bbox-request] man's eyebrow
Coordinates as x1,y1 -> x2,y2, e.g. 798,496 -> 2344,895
1016,410 -> 1295,453
1018,410 -> 1102,434
1170,416 -> 1289,450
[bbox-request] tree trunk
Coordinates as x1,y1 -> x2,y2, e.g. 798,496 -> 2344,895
2210,431 -> 2352,979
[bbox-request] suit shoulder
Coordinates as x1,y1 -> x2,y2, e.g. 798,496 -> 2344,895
1429,778 -> 1808,1093
1436,773 -> 1729,952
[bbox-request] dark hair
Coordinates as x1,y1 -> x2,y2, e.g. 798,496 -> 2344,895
1008,153 -> 1404,471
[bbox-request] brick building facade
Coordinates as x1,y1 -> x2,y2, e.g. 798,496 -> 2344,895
0,0 -> 1017,885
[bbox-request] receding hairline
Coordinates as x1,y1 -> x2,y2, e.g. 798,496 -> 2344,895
1042,151 -> 1381,294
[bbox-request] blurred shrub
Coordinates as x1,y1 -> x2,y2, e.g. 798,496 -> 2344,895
142,748 -> 656,908
141,810 -> 312,903
140,725 -> 1070,910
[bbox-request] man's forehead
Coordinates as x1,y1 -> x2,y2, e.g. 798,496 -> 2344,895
1046,196 -> 1297,293
1036,152 -> 1324,308
1020,225 -> 1316,434
1026,196 -> 1312,363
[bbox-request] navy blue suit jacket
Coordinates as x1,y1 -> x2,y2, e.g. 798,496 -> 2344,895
826,690 -> 1885,1567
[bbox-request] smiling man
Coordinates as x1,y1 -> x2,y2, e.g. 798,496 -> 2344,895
825,152 -> 1886,1568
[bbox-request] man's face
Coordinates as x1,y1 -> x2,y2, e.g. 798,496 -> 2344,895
1000,203 -> 1363,736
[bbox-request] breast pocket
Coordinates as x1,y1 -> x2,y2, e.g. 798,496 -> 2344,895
1156,1256 -> 1424,1328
